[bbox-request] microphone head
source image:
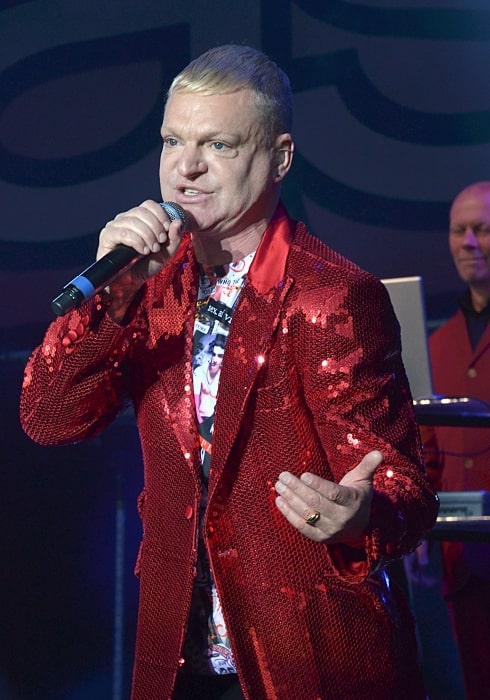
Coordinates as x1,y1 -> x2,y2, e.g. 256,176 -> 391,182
160,201 -> 186,228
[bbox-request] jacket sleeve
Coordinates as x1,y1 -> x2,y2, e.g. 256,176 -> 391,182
293,271 -> 439,573
19,297 -> 138,446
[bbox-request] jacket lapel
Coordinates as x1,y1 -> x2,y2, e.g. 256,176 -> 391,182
153,205 -> 296,487
208,205 -> 294,488
472,320 -> 490,365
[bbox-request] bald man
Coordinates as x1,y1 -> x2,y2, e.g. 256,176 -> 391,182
418,182 -> 490,700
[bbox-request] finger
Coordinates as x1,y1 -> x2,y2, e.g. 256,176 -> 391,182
295,470 -> 348,507
354,449 -> 384,479
163,216 -> 185,258
99,204 -> 167,257
274,472 -> 347,540
117,200 -> 169,242
138,199 -> 185,236
274,494 -> 325,542
275,471 -> 323,516
287,450 -> 381,513
337,450 -> 383,489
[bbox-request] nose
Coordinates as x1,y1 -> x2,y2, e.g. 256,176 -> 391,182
462,227 -> 479,247
177,144 -> 207,178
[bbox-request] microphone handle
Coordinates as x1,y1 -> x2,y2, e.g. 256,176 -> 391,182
51,245 -> 142,317
51,201 -> 186,317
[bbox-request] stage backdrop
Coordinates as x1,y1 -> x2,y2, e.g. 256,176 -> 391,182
0,1 -> 486,699
3,0 -> 490,350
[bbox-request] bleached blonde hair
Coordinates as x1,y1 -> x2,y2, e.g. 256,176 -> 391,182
167,44 -> 293,146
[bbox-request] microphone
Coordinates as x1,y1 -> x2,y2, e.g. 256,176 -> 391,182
51,201 -> 186,317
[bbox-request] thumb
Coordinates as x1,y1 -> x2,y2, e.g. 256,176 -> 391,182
359,449 -> 384,476
166,218 -> 184,258
340,450 -> 383,487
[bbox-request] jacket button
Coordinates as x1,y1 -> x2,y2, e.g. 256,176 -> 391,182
463,458 -> 474,469
184,505 -> 194,519
467,368 -> 477,378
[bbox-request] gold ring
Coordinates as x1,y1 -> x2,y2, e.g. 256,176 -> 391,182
305,510 -> 321,526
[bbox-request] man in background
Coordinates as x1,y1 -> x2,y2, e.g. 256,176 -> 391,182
407,181 -> 490,700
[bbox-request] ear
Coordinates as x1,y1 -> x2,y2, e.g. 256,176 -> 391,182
272,133 -> 294,183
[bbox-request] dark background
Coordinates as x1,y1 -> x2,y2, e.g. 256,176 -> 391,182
2,1 -> 487,697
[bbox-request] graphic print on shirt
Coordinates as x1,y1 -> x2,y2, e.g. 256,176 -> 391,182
188,254 -> 254,675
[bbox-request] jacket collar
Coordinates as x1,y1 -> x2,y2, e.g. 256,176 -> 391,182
247,201 -> 293,293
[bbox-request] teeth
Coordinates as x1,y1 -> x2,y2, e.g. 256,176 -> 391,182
184,189 -> 200,195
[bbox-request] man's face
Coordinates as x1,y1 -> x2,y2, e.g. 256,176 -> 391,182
159,89 -> 289,238
210,347 -> 224,372
449,188 -> 490,287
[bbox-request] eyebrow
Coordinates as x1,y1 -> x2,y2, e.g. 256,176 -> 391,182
164,120 -> 252,147
451,220 -> 490,229
161,125 -> 242,143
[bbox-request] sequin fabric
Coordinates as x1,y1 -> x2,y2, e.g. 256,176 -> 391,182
20,204 -> 439,700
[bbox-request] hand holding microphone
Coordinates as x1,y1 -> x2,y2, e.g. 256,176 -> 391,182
51,200 -> 186,317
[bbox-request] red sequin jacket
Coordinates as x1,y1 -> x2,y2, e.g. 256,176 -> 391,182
20,205 -> 438,700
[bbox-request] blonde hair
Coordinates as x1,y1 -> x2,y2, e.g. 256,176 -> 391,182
167,44 -> 293,146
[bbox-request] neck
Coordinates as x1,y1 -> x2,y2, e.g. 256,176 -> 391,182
190,194 -> 280,266
192,223 -> 265,267
469,285 -> 490,312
